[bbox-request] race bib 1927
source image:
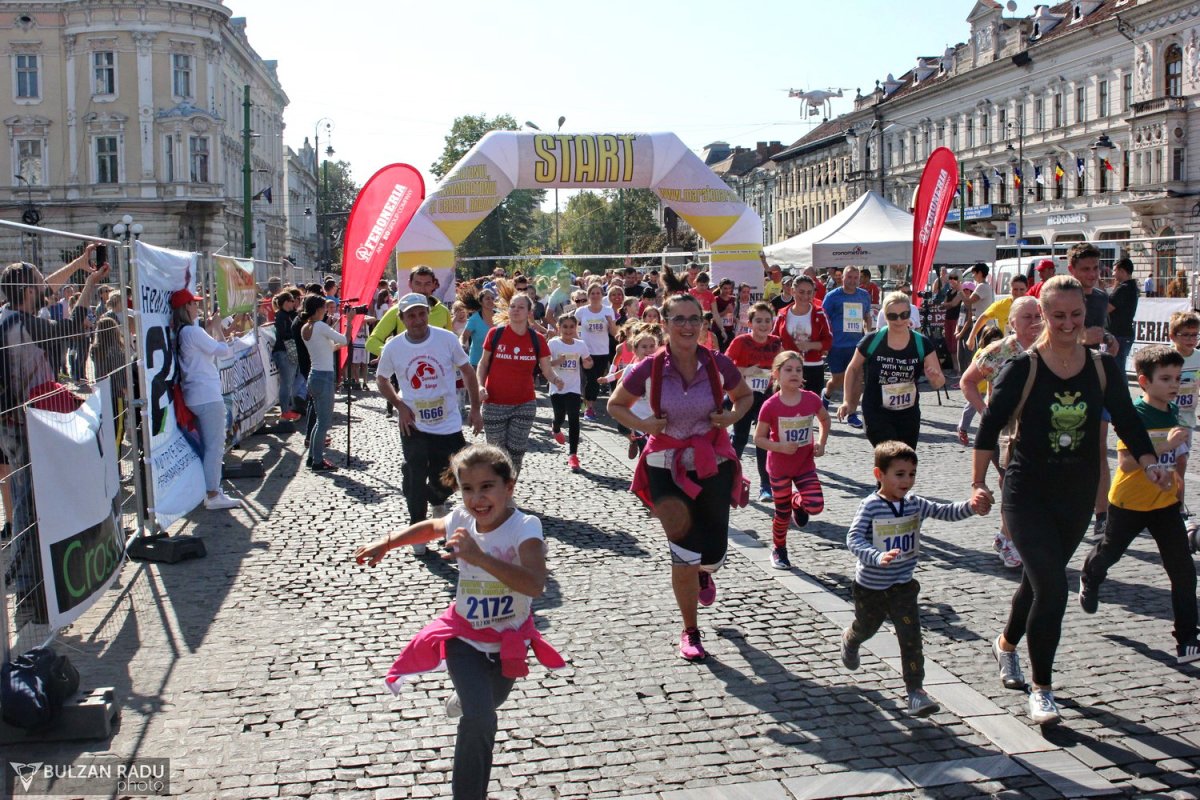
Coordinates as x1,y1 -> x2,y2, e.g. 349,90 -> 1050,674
872,514 -> 920,563
778,415 -> 813,447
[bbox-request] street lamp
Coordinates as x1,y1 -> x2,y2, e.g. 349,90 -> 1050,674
1090,133 -> 1115,193
524,116 -> 566,252
112,213 -> 143,241
314,118 -> 334,271
1006,117 -> 1026,244
845,117 -> 885,196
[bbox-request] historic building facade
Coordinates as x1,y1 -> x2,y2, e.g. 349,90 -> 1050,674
1,1 -> 287,261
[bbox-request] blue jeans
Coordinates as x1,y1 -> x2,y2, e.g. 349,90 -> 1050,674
1115,335 -> 1134,376
306,370 -> 334,466
272,350 -> 296,413
191,400 -> 227,493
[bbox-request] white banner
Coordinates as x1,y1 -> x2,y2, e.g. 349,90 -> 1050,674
219,329 -> 270,449
257,325 -> 280,414
1129,297 -> 1192,372
27,380 -> 125,630
134,241 -> 206,530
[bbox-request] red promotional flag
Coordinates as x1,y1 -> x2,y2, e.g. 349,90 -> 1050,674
338,163 -> 425,366
911,147 -> 958,308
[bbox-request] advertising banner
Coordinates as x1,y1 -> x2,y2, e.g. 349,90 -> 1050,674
1129,297 -> 1192,372
214,255 -> 257,315
911,148 -> 959,308
395,131 -> 764,299
340,163 -> 425,366
133,241 -> 206,530
257,325 -> 280,414
218,329 -> 269,449
26,380 -> 124,630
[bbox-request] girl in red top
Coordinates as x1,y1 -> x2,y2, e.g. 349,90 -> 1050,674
772,275 -> 833,397
755,351 -> 831,570
476,294 -> 563,475
725,302 -> 783,501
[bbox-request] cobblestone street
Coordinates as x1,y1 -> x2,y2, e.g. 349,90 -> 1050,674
10,381 -> 1200,799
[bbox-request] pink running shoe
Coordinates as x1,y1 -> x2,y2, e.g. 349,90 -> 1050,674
678,627 -> 706,661
553,431 -> 566,445
698,572 -> 717,606
568,454 -> 581,472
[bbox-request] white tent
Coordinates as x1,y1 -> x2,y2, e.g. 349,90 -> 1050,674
763,191 -> 996,269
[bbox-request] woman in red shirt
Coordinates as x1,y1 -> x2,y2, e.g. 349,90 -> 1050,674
477,294 -> 563,474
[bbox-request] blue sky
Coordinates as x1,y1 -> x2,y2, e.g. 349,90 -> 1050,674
228,0 -> 1005,185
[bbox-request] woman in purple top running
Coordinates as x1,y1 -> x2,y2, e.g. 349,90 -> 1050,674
608,271 -> 752,662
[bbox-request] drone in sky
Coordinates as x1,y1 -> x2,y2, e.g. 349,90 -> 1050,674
787,88 -> 846,118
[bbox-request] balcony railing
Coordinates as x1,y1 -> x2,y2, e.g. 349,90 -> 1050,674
1130,96 -> 1187,115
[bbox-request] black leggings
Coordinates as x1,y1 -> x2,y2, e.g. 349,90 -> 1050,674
803,364 -> 825,396
550,392 -> 581,455
582,354 -> 610,402
1083,502 -> 1198,646
731,390 -> 770,490
864,409 -> 921,449
848,579 -> 924,691
1002,495 -> 1094,687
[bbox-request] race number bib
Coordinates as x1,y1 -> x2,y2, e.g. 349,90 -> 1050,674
456,578 -> 517,630
586,319 -> 606,335
1178,371 -> 1197,412
746,368 -> 771,394
872,514 -> 920,564
778,415 -> 813,447
843,304 -> 864,334
560,357 -> 579,373
414,397 -> 447,425
882,381 -> 916,411
1150,429 -> 1179,468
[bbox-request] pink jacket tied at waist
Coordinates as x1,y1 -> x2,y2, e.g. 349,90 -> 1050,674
385,603 -> 564,693
630,427 -> 743,508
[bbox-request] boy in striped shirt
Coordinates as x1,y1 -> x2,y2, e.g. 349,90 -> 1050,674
841,441 -> 992,717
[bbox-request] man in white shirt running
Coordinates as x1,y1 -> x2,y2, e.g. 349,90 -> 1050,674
376,293 -> 483,555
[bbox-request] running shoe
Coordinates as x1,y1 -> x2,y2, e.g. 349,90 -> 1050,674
1177,639 -> 1200,664
847,413 -> 864,429
413,543 -> 428,556
993,636 -> 1026,690
820,391 -> 831,410
698,572 -> 717,606
793,497 -> 810,528
1092,512 -> 1107,541
1000,542 -> 1023,569
771,547 -> 791,570
311,460 -> 336,472
678,627 -> 707,661
758,488 -> 773,503
553,430 -> 566,445
956,428 -> 970,446
840,629 -> 860,670
281,410 -> 302,422
627,438 -> 639,459
203,491 -> 240,510
907,689 -> 941,718
584,408 -> 597,420
1028,688 -> 1061,726
1078,575 -> 1099,614
446,692 -> 462,718
568,454 -> 581,472
992,532 -> 1005,553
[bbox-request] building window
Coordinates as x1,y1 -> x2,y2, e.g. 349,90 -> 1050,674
1154,149 -> 1163,184
164,137 -> 176,182
1099,157 -> 1108,192
95,136 -> 119,184
999,172 -> 1007,203
1035,98 -> 1045,131
1122,73 -> 1132,110
950,123 -> 958,149
1098,80 -> 1109,117
1166,44 -> 1183,98
189,136 -> 209,182
981,114 -> 990,145
172,53 -> 193,99
15,139 -> 43,185
1173,147 -> 1185,181
93,51 -> 115,95
998,107 -> 1007,136
1053,94 -> 1064,127
967,119 -> 975,148
1077,161 -> 1085,197
1075,86 -> 1086,123
15,54 -> 39,99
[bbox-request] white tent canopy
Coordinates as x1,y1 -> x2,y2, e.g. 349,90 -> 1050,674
763,191 -> 996,269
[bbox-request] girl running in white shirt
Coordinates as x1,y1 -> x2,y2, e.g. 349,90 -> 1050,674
548,315 -> 592,472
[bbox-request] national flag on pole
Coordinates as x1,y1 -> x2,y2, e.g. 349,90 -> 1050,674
982,173 -> 991,191
993,167 -> 1003,180
1103,158 -> 1115,172
1035,165 -> 1045,185
1013,168 -> 1022,188
966,179 -> 974,192
1076,157 -> 1085,177
1053,162 -> 1065,182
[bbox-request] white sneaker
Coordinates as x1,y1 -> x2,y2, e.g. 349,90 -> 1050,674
203,491 -> 240,510
1000,540 -> 1023,569
1028,688 -> 1061,726
446,692 -> 462,718
412,543 -> 428,556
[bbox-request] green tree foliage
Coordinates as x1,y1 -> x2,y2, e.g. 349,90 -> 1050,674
432,113 -> 545,275
559,188 -> 666,270
317,159 -> 359,269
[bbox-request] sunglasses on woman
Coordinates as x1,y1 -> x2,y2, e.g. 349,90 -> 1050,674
885,310 -> 912,321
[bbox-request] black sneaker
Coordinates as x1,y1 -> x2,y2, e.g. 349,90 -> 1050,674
1079,575 -> 1099,614
1091,512 -> 1107,541
841,629 -> 860,670
1178,639 -> 1200,664
793,505 -> 810,528
771,547 -> 791,570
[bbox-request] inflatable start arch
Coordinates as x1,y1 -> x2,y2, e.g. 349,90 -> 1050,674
394,131 -> 764,299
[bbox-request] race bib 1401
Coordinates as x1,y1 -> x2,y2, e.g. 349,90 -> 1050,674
872,515 -> 920,564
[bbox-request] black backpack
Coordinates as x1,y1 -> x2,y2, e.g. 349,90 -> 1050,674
1,646 -> 80,731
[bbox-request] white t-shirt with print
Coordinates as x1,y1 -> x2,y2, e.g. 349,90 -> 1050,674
574,305 -> 615,355
549,337 -> 590,396
376,327 -> 468,435
443,505 -> 545,653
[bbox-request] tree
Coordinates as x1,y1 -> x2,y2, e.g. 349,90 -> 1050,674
431,114 -> 545,274
558,189 -> 667,270
316,159 -> 359,270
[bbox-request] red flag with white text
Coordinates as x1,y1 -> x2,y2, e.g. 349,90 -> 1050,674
911,148 -> 958,308
339,163 -> 425,366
